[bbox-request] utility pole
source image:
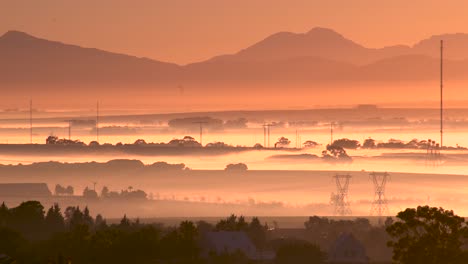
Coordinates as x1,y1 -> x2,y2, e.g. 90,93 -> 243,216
440,40 -> 444,148
265,123 -> 275,148
193,121 -> 208,146
268,124 -> 270,148
330,122 -> 334,145
96,101 -> 99,143
296,129 -> 298,148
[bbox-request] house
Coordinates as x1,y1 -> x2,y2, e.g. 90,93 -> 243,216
329,233 -> 369,264
201,231 -> 257,259
0,183 -> 52,198
200,231 -> 275,261
0,253 -> 16,264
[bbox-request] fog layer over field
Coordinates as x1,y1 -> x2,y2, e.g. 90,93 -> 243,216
0,108 -> 467,218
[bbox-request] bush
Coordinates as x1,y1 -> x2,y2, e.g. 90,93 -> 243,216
225,163 -> 248,172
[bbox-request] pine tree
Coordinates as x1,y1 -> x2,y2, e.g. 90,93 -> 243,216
45,203 -> 65,234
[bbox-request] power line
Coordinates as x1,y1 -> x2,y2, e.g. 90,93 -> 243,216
440,40 -> 444,148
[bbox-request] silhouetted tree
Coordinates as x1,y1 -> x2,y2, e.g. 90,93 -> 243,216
332,138 -> 360,149
55,184 -> 74,196
83,206 -> 94,227
303,140 -> 320,148
134,139 -> 147,145
362,138 -> 376,149
225,163 -> 248,172
196,220 -> 213,235
46,135 -> 59,144
100,186 -> 109,198
45,203 -> 65,234
46,135 -> 85,146
168,136 -> 202,147
274,239 -> 326,264
83,187 -> 98,199
0,227 -> 25,260
275,137 -> 291,148
89,141 -> 100,147
120,214 -> 131,228
253,143 -> 264,149
377,138 -> 406,149
206,141 -> 230,148
94,214 -> 107,230
0,202 -> 10,227
387,206 -> 468,264
248,217 -> 268,250
66,185 -> 74,195
216,214 -> 240,231
9,201 -> 45,239
322,145 -> 352,162
65,206 -> 85,229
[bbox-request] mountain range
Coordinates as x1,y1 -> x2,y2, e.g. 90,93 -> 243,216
1,27 -> 468,108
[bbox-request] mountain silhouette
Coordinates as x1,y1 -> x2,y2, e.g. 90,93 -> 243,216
0,30 -> 180,85
207,27 -> 413,65
1,28 -> 468,108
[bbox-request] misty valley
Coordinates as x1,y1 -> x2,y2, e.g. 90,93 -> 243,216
3,4 -> 468,262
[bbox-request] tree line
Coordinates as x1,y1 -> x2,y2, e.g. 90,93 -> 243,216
1,201 -> 467,263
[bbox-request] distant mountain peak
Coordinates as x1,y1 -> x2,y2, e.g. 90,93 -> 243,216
1,30 -> 36,41
306,27 -> 342,36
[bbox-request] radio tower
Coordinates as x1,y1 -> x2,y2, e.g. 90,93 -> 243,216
440,40 -> 444,148
370,172 -> 390,225
331,174 -> 352,216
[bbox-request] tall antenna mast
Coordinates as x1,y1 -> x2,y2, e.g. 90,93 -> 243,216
96,101 -> 100,143
440,40 -> 443,148
29,99 -> 33,144
193,121 -> 208,146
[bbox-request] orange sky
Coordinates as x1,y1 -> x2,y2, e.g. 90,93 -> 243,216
2,0 -> 468,64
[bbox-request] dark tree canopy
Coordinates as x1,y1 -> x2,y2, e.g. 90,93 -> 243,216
275,137 -> 291,148
386,206 -> 468,264
303,140 -> 320,148
224,163 -> 248,172
322,145 -> 352,163
274,239 -> 326,264
332,138 -> 360,149
362,138 -> 376,149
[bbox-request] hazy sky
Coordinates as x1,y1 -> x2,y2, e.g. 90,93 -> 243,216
2,0 -> 468,64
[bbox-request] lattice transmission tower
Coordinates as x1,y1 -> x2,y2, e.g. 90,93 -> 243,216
330,174 -> 352,216
370,172 -> 390,224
